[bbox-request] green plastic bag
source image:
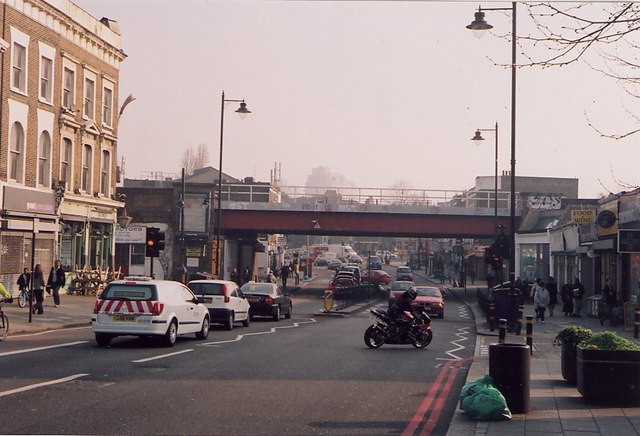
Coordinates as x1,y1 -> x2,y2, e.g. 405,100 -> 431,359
459,375 -> 512,421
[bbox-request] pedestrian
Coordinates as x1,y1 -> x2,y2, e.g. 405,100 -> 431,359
280,264 -> 290,289
17,267 -> 30,293
32,264 -> 45,315
561,282 -> 574,316
47,260 -> 66,307
530,278 -> 541,300
547,276 -> 558,317
533,280 -> 550,323
600,277 -> 616,326
572,278 -> 586,317
267,269 -> 277,284
242,267 -> 252,285
230,267 -> 239,285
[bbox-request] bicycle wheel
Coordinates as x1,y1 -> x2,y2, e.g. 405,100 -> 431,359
0,312 -> 9,342
18,291 -> 27,308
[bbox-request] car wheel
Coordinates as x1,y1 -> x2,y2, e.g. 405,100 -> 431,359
285,304 -> 292,319
95,333 -> 112,347
272,306 -> 280,321
242,315 -> 250,327
225,312 -> 234,331
162,319 -> 178,347
196,316 -> 210,340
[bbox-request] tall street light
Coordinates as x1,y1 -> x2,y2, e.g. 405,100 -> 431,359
216,91 -> 251,277
467,3 -> 517,283
471,123 -> 499,234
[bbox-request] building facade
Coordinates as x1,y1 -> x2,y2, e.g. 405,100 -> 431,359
0,0 -> 126,288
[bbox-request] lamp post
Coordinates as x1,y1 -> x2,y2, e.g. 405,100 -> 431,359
471,123 -> 499,235
216,91 -> 251,277
467,3 -> 517,283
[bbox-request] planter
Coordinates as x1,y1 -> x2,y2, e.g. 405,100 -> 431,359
561,344 -> 578,385
577,346 -> 640,405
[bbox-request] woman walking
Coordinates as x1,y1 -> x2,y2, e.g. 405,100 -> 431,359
32,264 -> 45,315
534,279 -> 550,323
47,260 -> 66,307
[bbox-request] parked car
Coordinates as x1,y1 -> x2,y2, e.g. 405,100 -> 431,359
240,282 -> 293,321
413,286 -> 445,318
328,259 -> 343,271
396,266 -> 413,281
91,279 -> 210,347
368,256 -> 383,270
188,279 -> 250,330
361,269 -> 392,284
314,257 -> 329,266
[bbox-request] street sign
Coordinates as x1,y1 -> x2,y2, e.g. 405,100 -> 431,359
323,290 -> 334,312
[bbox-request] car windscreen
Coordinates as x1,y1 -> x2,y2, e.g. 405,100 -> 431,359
416,288 -> 441,297
101,284 -> 156,301
189,282 -> 225,295
241,283 -> 274,295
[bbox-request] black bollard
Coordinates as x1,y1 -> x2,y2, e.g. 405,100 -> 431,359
526,315 -> 533,355
498,318 -> 507,344
516,305 -> 524,335
489,303 -> 496,332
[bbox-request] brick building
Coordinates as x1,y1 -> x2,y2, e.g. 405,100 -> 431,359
0,0 -> 126,287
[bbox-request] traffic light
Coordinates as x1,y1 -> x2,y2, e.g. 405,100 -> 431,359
157,231 -> 166,251
146,227 -> 160,257
485,244 -> 502,269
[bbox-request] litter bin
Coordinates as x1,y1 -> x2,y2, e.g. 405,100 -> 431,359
587,295 -> 603,318
489,343 -> 530,414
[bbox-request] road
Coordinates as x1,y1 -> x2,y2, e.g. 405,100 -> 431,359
0,266 -> 476,435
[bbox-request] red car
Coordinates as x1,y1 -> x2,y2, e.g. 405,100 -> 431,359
361,269 -> 392,285
413,286 -> 445,318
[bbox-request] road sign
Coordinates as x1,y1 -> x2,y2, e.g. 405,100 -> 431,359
323,290 -> 334,312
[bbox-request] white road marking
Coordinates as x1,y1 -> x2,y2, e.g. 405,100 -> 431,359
10,325 -> 91,338
199,318 -> 317,347
444,326 -> 470,360
0,373 -> 89,398
0,341 -> 89,358
131,348 -> 194,363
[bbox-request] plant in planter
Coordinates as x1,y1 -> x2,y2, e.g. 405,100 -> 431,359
577,331 -> 640,405
553,325 -> 593,384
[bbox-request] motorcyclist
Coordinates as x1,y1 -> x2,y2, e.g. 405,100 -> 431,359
388,287 -> 421,336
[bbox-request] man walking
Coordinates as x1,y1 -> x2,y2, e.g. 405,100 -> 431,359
280,264 -> 290,290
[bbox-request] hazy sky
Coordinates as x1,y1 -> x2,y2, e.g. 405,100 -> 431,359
73,1 -> 639,198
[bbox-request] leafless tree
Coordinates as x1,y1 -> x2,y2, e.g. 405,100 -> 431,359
521,3 -> 640,139
181,143 -> 210,175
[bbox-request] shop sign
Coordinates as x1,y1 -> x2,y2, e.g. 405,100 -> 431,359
619,230 -> 640,253
571,210 -> 595,224
186,247 -> 203,257
115,226 -> 146,244
3,186 -> 55,215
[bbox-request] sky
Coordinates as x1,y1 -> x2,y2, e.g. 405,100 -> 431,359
72,0 -> 640,199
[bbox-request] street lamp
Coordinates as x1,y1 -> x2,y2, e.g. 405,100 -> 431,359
216,91 -> 251,277
467,3 -> 517,283
471,123 -> 499,234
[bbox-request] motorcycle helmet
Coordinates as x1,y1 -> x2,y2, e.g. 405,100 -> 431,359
407,287 -> 418,300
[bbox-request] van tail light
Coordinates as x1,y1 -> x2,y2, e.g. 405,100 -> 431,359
93,300 -> 101,314
265,296 -> 273,305
151,302 -> 165,316
222,284 -> 230,303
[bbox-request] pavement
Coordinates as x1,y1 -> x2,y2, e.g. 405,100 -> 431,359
3,271 -> 640,435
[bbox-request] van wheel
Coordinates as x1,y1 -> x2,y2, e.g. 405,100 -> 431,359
242,316 -> 250,327
162,319 -> 178,347
95,333 -> 112,347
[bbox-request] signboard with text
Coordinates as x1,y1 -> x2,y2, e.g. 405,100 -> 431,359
115,226 -> 146,244
571,210 -> 595,224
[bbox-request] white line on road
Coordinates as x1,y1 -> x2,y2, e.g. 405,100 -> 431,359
199,318 -> 318,347
131,348 -> 194,363
0,373 -> 89,398
0,341 -> 89,358
10,325 -> 91,338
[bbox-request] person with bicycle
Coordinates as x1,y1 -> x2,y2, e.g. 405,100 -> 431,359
17,268 -> 30,293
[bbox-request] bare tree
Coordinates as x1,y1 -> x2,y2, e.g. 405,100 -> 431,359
520,3 -> 640,139
181,143 -> 210,175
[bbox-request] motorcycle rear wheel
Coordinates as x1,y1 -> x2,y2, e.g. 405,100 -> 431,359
411,329 -> 433,349
364,325 -> 386,349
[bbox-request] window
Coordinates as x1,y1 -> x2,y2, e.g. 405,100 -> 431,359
102,86 -> 113,126
63,67 -> 75,109
38,131 -> 52,187
9,122 -> 25,182
131,244 -> 146,265
84,78 -> 95,119
82,144 -> 92,192
12,43 -> 26,92
60,138 -> 73,190
40,57 -> 53,102
100,150 -> 110,196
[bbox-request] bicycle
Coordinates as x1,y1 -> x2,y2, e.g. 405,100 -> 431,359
17,288 -> 30,308
0,299 -> 10,342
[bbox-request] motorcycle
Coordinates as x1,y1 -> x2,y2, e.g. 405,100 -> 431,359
364,306 -> 433,349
